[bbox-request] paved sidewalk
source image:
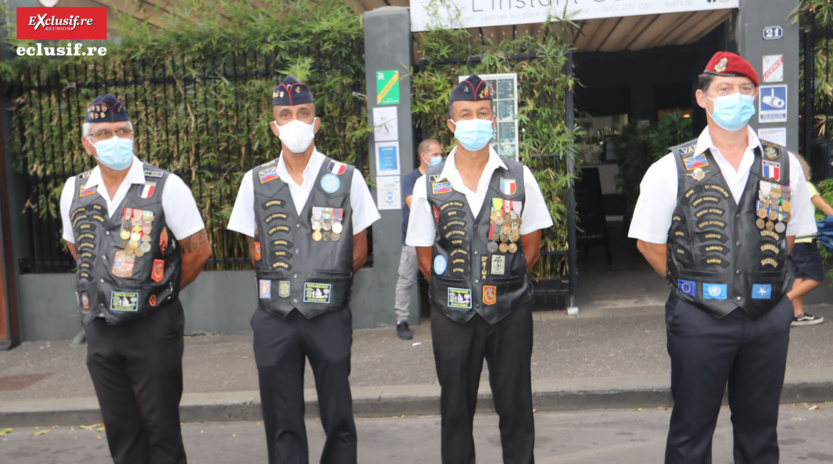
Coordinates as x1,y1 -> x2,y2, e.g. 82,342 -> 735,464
2,303 -> 833,426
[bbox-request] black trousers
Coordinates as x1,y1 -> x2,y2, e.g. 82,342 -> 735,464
84,300 -> 187,464
251,307 -> 357,464
665,294 -> 793,464
431,303 -> 535,464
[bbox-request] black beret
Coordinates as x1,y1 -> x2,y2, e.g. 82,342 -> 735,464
272,76 -> 314,106
85,93 -> 129,123
450,74 -> 492,103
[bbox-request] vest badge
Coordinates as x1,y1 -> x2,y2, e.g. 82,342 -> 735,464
151,259 -> 165,282
762,160 -> 780,181
763,145 -> 781,160
81,292 -> 91,311
159,227 -> 169,254
278,280 -> 290,298
683,153 -> 709,171
259,166 -> 279,184
328,160 -> 347,175
143,169 -> 164,178
499,178 -> 517,195
447,287 -> 472,309
304,282 -> 332,304
79,184 -> 97,197
432,181 -> 452,195
752,283 -> 772,299
429,175 -> 445,183
320,173 -> 341,193
253,241 -> 262,261
688,168 -> 707,182
111,291 -> 139,311
482,285 -> 497,305
703,283 -> 727,300
678,279 -> 695,297
138,182 -> 156,199
259,280 -> 271,299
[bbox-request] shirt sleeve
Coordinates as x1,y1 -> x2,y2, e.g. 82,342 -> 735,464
161,174 -> 206,240
787,153 -> 818,237
350,169 -> 381,234
627,154 -> 679,244
405,175 -> 436,247
227,171 -> 256,237
520,166 -> 554,235
808,182 -> 819,199
60,177 -> 76,243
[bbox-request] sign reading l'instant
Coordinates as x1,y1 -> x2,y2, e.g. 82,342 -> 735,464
410,0 -> 739,32
17,7 -> 107,40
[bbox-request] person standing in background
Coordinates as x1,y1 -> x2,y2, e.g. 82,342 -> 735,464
393,138 -> 443,340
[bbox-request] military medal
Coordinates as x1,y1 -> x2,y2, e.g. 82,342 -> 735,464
141,241 -> 151,253
508,243 -> 518,253
120,229 -> 130,240
757,208 -> 766,219
135,247 -> 145,258
322,220 -> 331,232
765,220 -> 774,231
775,222 -> 786,233
331,232 -> 341,241
332,222 -> 343,234
487,242 -> 498,253
499,242 -> 509,253
756,218 -> 765,229
323,231 -> 331,241
312,230 -> 322,241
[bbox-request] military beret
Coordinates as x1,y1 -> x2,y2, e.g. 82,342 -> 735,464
703,51 -> 759,87
450,74 -> 492,103
85,93 -> 129,123
272,76 -> 314,106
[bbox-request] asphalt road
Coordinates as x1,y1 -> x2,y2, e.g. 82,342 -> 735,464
3,404 -> 833,463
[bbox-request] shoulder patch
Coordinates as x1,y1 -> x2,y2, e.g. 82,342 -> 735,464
683,153 -> 709,171
143,169 -> 164,178
77,171 -> 92,179
429,175 -> 444,183
327,160 -> 347,175
79,184 -> 96,197
761,142 -> 782,161
259,166 -> 279,184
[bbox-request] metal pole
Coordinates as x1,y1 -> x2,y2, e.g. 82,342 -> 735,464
565,51 -> 578,314
804,29 -> 813,168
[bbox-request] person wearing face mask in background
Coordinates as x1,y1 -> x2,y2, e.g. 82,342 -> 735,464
406,74 -> 553,463
629,52 -> 817,463
227,76 -> 379,464
392,138 -> 443,340
58,94 -> 212,464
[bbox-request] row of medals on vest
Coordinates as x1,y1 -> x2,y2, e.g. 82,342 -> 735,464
119,208 -> 153,256
311,206 -> 344,242
756,181 -> 791,234
488,199 -> 521,254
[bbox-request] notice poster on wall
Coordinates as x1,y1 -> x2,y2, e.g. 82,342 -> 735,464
376,176 -> 401,211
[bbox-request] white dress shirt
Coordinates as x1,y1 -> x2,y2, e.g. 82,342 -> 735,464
406,146 -> 554,247
227,148 -> 380,237
60,156 -> 206,243
628,126 -> 817,244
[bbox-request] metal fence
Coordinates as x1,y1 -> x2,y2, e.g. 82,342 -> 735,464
6,53 -> 365,274
803,18 -> 833,181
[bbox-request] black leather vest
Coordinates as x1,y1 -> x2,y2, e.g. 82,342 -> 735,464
666,139 -> 792,320
425,158 -> 531,325
70,162 -> 181,326
252,156 -> 355,319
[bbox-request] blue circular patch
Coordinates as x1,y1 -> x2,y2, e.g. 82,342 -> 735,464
320,173 -> 341,194
433,255 -> 447,275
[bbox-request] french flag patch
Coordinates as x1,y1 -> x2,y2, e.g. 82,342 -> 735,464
762,160 -> 780,181
138,182 -> 157,199
328,161 -> 346,175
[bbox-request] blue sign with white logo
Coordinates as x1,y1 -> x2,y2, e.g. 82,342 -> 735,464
433,255 -> 447,275
759,85 -> 787,123
703,283 -> 727,300
752,284 -> 772,299
678,279 -> 696,297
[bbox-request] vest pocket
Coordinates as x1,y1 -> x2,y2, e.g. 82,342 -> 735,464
430,276 -> 472,316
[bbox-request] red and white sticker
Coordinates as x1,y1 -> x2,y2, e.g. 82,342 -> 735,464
762,55 -> 784,83
16,7 -> 107,40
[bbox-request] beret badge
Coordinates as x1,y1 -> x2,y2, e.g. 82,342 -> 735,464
714,57 -> 728,73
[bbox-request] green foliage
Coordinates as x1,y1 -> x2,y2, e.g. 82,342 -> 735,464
615,111 -> 693,216
813,179 -> 833,284
3,0 -> 366,269
794,0 -> 833,144
412,20 -> 580,278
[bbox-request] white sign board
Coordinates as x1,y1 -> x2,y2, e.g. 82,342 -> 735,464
758,127 -> 787,147
411,0 -> 739,32
759,85 -> 788,123
376,176 -> 402,211
762,55 -> 783,83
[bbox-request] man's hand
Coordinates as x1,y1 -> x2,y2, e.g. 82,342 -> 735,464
520,231 -> 542,272
636,240 -> 667,277
179,229 -> 212,289
416,246 -> 433,282
352,229 -> 368,273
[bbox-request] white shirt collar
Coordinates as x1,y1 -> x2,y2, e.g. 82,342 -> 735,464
440,145 -> 507,194
83,156 -> 146,189
276,148 -> 325,187
695,126 -> 761,157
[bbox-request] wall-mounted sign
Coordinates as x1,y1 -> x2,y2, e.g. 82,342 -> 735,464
459,73 -> 519,160
759,85 -> 788,123
411,0 -> 739,32
763,25 -> 784,40
376,70 -> 400,105
762,55 -> 784,83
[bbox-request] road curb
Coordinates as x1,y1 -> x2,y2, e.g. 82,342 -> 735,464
2,380 -> 831,427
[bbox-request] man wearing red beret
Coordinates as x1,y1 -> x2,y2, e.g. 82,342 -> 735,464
629,52 -> 817,463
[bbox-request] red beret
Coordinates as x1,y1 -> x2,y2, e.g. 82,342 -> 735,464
703,52 -> 759,87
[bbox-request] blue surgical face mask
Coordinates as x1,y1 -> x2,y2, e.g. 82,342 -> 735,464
427,155 -> 443,167
707,93 -> 756,132
452,118 -> 493,151
90,136 -> 134,171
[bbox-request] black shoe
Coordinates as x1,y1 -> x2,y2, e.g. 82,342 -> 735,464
792,312 -> 825,326
396,321 -> 413,340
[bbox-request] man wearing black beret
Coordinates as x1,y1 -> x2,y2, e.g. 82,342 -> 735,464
228,76 -> 379,463
406,74 -> 553,463
59,93 -> 212,463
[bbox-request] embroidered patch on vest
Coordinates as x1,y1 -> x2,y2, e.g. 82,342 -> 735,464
278,281 -> 290,298
151,259 -> 164,282
259,166 -> 279,183
499,178 -> 516,195
432,181 -> 452,195
80,292 -> 90,311
79,185 -> 96,197
752,284 -> 772,299
259,280 -> 271,299
678,279 -> 696,297
433,255 -> 447,275
143,169 -> 164,178
482,285 -> 497,305
683,153 -> 709,171
762,160 -> 780,181
320,173 -> 341,193
253,242 -> 262,261
138,182 -> 156,199
304,282 -> 331,303
447,287 -> 472,309
702,283 -> 727,300
111,291 -> 139,311
328,160 -> 346,175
